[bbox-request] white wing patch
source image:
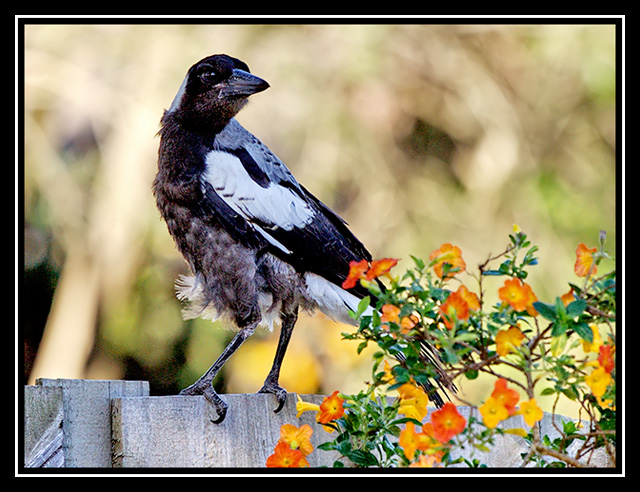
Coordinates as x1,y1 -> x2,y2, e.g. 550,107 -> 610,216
202,150 -> 316,233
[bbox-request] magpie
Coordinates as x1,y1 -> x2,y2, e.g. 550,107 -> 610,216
154,54 -> 451,423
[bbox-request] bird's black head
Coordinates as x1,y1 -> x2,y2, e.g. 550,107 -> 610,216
164,54 -> 269,132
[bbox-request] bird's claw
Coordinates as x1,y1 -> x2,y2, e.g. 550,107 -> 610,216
179,382 -> 228,424
258,382 -> 288,413
204,386 -> 228,423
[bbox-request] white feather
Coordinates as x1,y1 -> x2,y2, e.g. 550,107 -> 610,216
203,150 -> 316,232
304,272 -> 373,325
175,274 -> 281,331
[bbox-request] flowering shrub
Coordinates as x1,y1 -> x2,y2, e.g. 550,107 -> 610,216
267,229 -> 616,468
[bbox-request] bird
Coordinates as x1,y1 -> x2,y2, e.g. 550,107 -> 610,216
154,54 -> 451,423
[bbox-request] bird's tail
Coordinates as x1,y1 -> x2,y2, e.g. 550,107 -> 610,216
304,272 -> 455,408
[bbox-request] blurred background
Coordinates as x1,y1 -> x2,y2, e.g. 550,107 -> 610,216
21,23 -> 617,416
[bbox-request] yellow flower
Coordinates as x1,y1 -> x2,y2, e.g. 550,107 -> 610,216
296,395 -> 321,418
381,360 -> 395,384
582,324 -> 603,353
504,428 -> 529,437
397,383 -> 430,421
518,399 -> 544,427
479,396 -> 510,429
495,325 -> 526,357
585,365 -> 611,398
596,396 -> 615,411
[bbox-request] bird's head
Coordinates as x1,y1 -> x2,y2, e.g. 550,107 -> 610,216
165,54 -> 269,131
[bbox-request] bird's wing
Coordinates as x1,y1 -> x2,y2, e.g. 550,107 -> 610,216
200,122 -> 372,295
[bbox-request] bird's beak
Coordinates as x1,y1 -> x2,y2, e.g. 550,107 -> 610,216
220,69 -> 270,97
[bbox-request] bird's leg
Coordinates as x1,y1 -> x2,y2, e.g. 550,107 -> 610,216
258,309 -> 298,413
180,322 -> 257,423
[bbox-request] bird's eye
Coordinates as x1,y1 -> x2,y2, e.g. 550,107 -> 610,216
199,71 -> 218,85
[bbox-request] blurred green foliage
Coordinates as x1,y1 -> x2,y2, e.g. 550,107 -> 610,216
22,23 -> 617,403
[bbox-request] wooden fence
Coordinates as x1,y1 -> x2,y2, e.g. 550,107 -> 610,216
22,378 -> 613,469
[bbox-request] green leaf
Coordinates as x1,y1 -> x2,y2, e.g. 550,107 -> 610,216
348,450 -> 379,467
318,442 -> 337,451
356,296 -> 371,317
573,321 -> 593,343
551,321 -> 568,337
464,369 -> 479,380
442,347 -> 459,364
410,255 -> 425,270
533,301 -> 557,321
561,386 -> 579,401
566,299 -> 587,318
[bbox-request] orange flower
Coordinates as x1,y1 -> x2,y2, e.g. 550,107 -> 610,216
430,243 -> 466,280
342,259 -> 369,289
438,285 -> 479,330
408,454 -> 441,468
399,421 -> 422,461
317,390 -> 345,424
598,344 -> 615,374
430,402 -> 466,443
380,304 -> 401,324
342,258 -> 399,289
381,304 -> 418,335
278,424 -> 314,457
419,422 -> 445,459
560,288 -> 575,307
575,243 -> 598,278
495,325 -> 526,357
490,378 -> 520,416
266,441 -> 310,468
399,422 -> 444,463
366,258 -> 398,281
498,278 -> 538,316
401,313 -> 420,331
439,290 -> 469,329
457,284 -> 480,311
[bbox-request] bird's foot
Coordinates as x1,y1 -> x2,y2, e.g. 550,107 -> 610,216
258,380 -> 288,414
179,382 -> 227,424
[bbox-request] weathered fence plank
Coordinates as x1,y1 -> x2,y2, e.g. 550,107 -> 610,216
112,393 -> 341,468
24,385 -> 64,468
